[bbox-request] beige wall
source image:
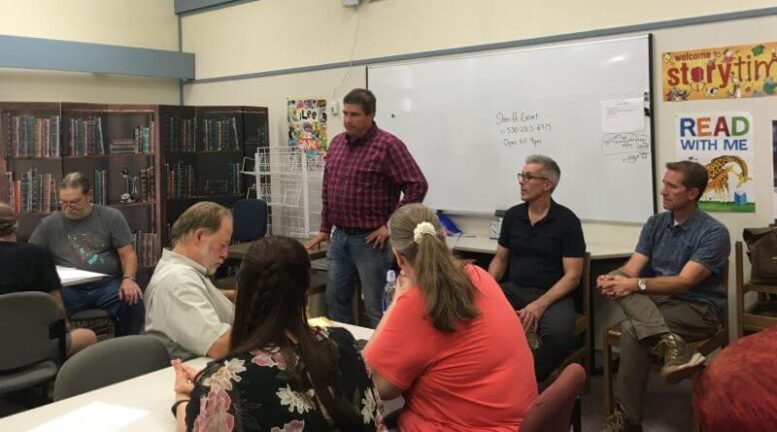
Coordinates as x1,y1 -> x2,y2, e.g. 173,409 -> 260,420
0,0 -> 178,50
183,0 -> 777,79
0,0 -> 180,104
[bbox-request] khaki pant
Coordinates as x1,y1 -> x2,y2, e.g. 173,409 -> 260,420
614,294 -> 721,423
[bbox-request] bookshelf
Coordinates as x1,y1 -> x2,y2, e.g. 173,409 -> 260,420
1,102 -> 270,280
60,103 -> 161,277
0,102 -> 162,286
161,105 -> 268,245
0,102 -> 63,239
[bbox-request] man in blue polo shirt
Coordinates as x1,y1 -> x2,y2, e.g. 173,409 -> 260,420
598,160 -> 730,432
488,154 -> 586,382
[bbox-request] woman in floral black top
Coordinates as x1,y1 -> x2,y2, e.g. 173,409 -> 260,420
172,236 -> 383,431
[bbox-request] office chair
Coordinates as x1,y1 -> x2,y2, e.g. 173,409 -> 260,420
523,363 -> 586,432
53,335 -> 169,401
232,198 -> 268,242
0,291 -> 66,397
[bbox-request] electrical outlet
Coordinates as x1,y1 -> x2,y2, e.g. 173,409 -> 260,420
330,101 -> 340,116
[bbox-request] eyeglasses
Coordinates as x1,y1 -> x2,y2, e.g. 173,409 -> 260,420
59,199 -> 84,208
517,173 -> 549,182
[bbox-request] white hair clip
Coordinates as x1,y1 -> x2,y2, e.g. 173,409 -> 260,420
413,221 -> 437,243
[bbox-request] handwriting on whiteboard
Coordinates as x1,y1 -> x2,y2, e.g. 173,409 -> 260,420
496,111 -> 553,148
602,133 -> 650,155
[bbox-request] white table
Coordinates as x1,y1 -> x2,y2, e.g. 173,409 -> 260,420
445,235 -> 632,260
56,266 -> 110,287
0,323 -> 374,431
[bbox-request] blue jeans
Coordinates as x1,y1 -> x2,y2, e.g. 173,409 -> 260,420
61,278 -> 145,336
326,229 -> 390,327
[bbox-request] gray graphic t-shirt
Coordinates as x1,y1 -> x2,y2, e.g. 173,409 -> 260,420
30,205 -> 133,277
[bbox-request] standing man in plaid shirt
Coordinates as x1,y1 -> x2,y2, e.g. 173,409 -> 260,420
307,88 -> 428,327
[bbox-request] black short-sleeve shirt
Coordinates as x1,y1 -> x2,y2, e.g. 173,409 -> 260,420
0,241 -> 62,295
498,200 -> 586,290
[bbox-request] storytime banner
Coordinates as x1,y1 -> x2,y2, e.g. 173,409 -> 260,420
287,98 -> 328,152
676,112 -> 755,213
663,42 -> 777,101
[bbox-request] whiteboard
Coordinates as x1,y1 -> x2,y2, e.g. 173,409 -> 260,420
368,35 -> 655,223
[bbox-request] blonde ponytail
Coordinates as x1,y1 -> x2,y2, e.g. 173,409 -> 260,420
389,204 -> 479,332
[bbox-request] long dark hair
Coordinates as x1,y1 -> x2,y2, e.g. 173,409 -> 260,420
388,204 -> 480,332
228,236 -> 365,430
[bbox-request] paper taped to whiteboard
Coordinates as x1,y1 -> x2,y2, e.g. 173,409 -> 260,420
601,98 -> 644,133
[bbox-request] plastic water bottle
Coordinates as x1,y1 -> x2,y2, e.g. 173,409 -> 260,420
381,270 -> 397,312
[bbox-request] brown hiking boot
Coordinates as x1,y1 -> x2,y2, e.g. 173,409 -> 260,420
603,404 -> 643,432
652,333 -> 705,384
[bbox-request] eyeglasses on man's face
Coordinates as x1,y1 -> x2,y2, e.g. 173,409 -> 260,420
59,198 -> 84,208
516,173 -> 549,182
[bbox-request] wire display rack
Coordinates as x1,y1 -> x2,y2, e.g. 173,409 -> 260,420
245,148 -> 324,238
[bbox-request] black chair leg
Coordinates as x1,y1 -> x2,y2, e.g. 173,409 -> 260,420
571,396 -> 582,432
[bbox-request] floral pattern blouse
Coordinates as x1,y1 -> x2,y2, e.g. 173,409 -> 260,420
185,327 -> 384,432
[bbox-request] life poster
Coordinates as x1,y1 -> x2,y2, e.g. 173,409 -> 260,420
676,112 -> 755,213
288,98 -> 328,153
662,42 -> 777,101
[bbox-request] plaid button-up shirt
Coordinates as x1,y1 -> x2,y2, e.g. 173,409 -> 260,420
320,123 -> 428,233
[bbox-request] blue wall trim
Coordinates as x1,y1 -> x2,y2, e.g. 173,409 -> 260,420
0,34 -> 195,80
189,6 -> 777,84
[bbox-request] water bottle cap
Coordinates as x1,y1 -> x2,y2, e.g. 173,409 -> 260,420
386,270 -> 396,282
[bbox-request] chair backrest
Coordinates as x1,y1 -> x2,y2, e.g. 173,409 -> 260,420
53,335 -> 169,400
232,198 -> 268,242
522,363 -> 586,432
0,292 -> 63,371
570,252 -> 592,319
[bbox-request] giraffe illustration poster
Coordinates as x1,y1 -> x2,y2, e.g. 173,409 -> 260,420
676,112 -> 755,212
287,98 -> 328,153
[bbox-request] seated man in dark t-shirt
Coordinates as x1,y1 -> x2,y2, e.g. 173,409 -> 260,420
0,202 -> 96,358
30,172 -> 144,336
488,155 -> 586,382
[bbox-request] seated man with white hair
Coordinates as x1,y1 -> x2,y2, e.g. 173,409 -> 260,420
144,201 -> 235,360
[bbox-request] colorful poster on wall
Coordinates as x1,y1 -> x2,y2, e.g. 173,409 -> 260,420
287,98 -> 328,153
676,113 -> 755,212
662,42 -> 777,101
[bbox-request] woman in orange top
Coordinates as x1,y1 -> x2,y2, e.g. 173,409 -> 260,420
364,204 -> 538,431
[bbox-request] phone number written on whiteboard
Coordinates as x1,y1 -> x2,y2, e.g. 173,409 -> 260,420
495,112 -> 553,148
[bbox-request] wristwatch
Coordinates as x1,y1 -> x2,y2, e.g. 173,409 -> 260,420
123,275 -> 136,281
637,278 -> 647,292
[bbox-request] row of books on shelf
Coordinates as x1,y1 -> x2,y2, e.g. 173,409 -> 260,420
68,117 -> 105,156
227,163 -> 243,195
139,167 -> 156,202
93,170 -> 108,205
67,117 -> 155,156
110,124 -> 154,155
132,231 -> 161,268
203,117 -> 239,152
91,166 -> 156,205
5,169 -> 57,214
2,113 -> 61,158
165,161 -> 243,198
167,117 -> 197,153
166,161 -> 195,198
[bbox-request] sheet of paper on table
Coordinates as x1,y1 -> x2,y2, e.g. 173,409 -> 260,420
30,401 -> 149,432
